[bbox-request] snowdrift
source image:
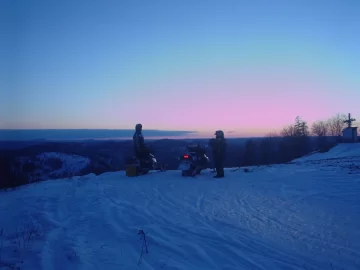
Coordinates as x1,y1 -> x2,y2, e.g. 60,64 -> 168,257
293,143 -> 360,162
1,154 -> 360,269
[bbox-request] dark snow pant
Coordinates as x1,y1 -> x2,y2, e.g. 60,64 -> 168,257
214,158 -> 224,177
135,148 -> 150,168
135,147 -> 150,158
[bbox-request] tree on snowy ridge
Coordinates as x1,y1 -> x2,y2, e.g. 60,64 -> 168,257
311,114 -> 349,152
311,120 -> 332,152
311,120 -> 329,137
280,116 -> 309,138
279,116 -> 310,161
327,113 -> 346,137
294,116 -> 310,137
280,124 -> 296,137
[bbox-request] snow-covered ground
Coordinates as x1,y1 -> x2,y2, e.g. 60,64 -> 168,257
293,143 -> 360,162
36,152 -> 90,176
1,144 -> 360,270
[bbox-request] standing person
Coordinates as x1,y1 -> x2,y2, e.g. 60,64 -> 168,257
210,130 -> 226,178
208,138 -> 217,171
133,123 -> 147,159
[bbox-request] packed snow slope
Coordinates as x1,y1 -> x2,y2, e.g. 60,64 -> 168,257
293,142 -> 360,162
1,144 -> 360,270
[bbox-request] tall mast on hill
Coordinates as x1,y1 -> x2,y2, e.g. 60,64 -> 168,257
344,113 -> 356,128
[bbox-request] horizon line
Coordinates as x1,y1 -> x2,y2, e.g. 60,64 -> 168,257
0,128 -> 197,132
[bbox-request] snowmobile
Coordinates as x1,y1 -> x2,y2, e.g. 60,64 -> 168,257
125,151 -> 160,175
177,144 -> 210,176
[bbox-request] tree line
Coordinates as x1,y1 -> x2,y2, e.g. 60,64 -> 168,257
239,113 -> 354,167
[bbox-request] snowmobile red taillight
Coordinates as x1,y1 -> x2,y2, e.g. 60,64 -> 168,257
183,155 -> 189,159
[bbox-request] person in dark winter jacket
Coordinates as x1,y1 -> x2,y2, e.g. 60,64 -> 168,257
133,123 -> 147,159
209,130 -> 226,178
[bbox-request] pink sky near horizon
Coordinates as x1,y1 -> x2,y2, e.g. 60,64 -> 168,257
104,67 -> 357,137
4,66 -> 358,138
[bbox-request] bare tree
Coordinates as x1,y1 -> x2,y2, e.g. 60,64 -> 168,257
311,120 -> 329,136
281,125 -> 296,137
327,114 -> 346,136
281,116 -> 309,137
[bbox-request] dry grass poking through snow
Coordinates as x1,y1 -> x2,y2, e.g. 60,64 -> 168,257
0,218 -> 43,270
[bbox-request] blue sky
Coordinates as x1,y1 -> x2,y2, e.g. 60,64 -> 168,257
1,0 -> 360,135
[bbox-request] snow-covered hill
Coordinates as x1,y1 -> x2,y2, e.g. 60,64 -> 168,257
292,143 -> 360,175
36,152 -> 91,177
0,144 -> 360,270
293,143 -> 360,162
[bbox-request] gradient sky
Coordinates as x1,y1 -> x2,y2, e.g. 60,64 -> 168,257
1,0 -> 360,136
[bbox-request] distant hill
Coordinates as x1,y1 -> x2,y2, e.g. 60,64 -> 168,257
0,136 -> 349,189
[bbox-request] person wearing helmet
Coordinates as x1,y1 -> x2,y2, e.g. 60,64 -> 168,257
133,123 -> 147,158
210,130 -> 226,178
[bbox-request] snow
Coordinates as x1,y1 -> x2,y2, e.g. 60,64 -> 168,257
36,152 -> 90,176
293,143 -> 360,162
1,149 -> 360,269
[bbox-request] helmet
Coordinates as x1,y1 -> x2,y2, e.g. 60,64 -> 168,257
135,123 -> 142,131
214,130 -> 224,138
